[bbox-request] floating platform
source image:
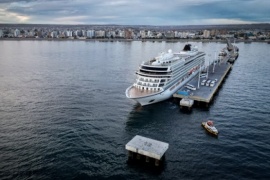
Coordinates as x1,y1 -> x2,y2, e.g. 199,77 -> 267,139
173,57 -> 232,107
125,135 -> 169,166
180,98 -> 194,109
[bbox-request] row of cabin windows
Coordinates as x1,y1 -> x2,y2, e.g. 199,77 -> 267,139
135,84 -> 161,91
137,82 -> 158,87
137,82 -> 165,87
139,78 -> 160,83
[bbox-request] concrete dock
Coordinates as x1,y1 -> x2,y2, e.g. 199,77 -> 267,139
173,57 -> 232,107
125,135 -> 169,166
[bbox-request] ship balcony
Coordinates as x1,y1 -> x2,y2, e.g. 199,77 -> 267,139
139,65 -> 171,72
132,84 -> 163,93
137,78 -> 161,83
136,82 -> 159,87
136,71 -> 172,77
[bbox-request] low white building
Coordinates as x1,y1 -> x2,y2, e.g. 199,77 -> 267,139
178,32 -> 189,38
95,30 -> 105,38
106,30 -> 116,38
117,30 -> 125,38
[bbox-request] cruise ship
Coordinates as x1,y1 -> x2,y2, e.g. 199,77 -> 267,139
126,44 -> 205,106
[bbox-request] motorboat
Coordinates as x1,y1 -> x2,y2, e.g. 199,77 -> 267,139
202,120 -> 218,135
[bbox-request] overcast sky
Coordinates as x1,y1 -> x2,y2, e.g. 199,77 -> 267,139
0,0 -> 269,25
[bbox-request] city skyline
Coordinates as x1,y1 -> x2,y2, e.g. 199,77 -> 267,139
0,0 -> 270,25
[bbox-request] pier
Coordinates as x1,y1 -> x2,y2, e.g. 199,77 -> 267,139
125,135 -> 169,166
174,56 -> 232,108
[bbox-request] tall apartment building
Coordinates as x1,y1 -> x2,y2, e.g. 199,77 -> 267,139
203,30 -> 210,38
14,29 -> 20,37
65,30 -> 73,37
81,30 -> 86,37
140,30 -> 146,38
86,30 -> 95,38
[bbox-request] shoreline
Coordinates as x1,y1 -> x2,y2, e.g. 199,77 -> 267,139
0,37 -> 269,43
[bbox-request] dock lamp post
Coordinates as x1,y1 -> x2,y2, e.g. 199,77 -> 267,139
197,59 -> 203,89
206,54 -> 211,79
213,51 -> 216,73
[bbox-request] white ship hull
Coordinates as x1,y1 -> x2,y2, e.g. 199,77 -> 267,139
126,70 -> 199,106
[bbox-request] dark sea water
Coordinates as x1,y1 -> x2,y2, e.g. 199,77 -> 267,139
0,40 -> 270,180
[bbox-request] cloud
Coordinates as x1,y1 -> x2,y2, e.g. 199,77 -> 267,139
0,8 -> 30,23
0,0 -> 269,25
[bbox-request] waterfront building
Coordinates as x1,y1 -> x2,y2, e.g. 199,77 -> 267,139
14,29 -> 20,37
125,29 -> 133,39
210,29 -> 218,37
157,32 -> 163,38
140,30 -> 146,38
65,30 -> 73,37
95,30 -> 105,38
106,30 -> 116,38
74,30 -> 82,37
165,31 -> 174,38
0,29 -> 3,37
81,30 -> 86,37
147,30 -> 153,38
178,32 -> 188,38
50,31 -> 58,38
117,30 -> 125,38
174,31 -> 179,38
188,33 -> 196,38
86,30 -> 95,38
203,30 -> 210,38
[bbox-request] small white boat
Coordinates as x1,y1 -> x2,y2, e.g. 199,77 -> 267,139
202,120 -> 218,135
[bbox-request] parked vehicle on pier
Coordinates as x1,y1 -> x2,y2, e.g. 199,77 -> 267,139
210,80 -> 215,87
185,83 -> 196,91
206,80 -> 211,86
200,73 -> 207,78
201,79 -> 207,86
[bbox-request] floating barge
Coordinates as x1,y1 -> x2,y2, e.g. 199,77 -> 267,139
125,135 -> 169,166
173,56 -> 232,108
180,98 -> 194,110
